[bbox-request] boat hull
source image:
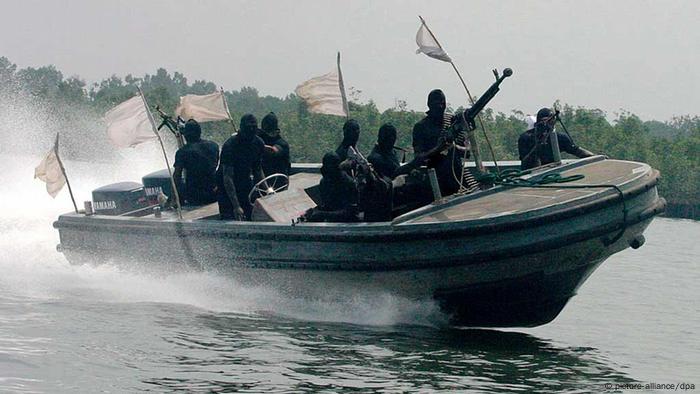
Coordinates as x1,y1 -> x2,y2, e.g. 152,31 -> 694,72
54,158 -> 665,327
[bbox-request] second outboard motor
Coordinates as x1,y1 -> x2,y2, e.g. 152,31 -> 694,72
91,182 -> 149,216
142,169 -> 174,205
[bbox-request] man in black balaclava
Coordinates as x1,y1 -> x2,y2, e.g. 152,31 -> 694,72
411,89 -> 465,196
518,107 -> 595,170
368,123 -> 400,179
335,119 -> 361,161
173,119 -> 220,205
258,112 -> 291,189
217,114 -> 266,220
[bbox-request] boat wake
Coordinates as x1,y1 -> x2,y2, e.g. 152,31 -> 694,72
0,154 -> 445,328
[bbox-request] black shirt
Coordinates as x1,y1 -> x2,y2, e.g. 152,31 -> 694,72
320,173 -> 358,212
368,145 -> 400,179
518,130 -> 579,170
174,139 -> 219,205
412,115 -> 463,195
260,134 -> 291,181
217,134 -> 265,217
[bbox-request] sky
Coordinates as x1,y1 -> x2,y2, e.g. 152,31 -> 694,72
1,0 -> 698,121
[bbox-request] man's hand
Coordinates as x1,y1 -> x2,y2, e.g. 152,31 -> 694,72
264,145 -> 279,154
233,207 -> 246,221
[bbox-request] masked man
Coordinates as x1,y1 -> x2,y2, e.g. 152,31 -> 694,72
258,112 -> 291,189
217,114 -> 265,220
412,89 -> 467,196
368,123 -> 400,179
518,108 -> 594,170
335,119 -> 361,162
172,119 -> 219,206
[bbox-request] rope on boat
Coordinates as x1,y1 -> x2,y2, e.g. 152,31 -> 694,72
475,170 -> 629,245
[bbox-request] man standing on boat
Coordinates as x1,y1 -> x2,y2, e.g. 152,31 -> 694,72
259,112 -> 291,189
172,119 -> 219,206
518,108 -> 595,170
412,89 -> 467,196
217,114 -> 266,220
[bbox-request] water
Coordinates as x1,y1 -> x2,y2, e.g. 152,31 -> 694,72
0,154 -> 698,393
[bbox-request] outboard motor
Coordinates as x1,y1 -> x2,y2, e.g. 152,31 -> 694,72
142,169 -> 174,205
91,182 -> 149,216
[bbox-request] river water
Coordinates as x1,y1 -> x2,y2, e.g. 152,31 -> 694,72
0,154 -> 698,393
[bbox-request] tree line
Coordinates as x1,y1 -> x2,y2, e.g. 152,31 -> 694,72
1,56 -> 697,219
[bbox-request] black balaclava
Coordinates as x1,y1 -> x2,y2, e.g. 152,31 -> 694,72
260,112 -> 280,141
536,107 -> 555,122
427,89 -> 446,119
321,152 -> 342,178
183,119 -> 202,143
239,114 -> 258,142
377,123 -> 397,153
341,119 -> 360,148
535,108 -> 556,135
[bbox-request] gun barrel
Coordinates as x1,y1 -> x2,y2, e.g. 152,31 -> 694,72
464,68 -> 512,121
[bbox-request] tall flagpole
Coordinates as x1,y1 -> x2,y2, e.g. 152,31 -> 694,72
336,52 -> 350,119
418,15 -> 497,174
220,87 -> 238,133
53,133 -> 79,213
137,86 -> 183,219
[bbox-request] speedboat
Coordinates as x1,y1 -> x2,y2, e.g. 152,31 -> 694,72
53,155 -> 665,327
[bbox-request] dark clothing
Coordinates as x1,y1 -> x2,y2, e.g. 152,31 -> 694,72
260,134 -> 291,186
412,114 -> 463,196
368,145 -> 400,179
307,172 -> 359,222
518,130 -> 580,170
320,173 -> 358,212
335,144 -> 353,162
173,139 -> 219,205
217,134 -> 265,219
359,172 -> 393,222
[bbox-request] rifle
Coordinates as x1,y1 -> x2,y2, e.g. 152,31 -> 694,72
154,106 -> 185,148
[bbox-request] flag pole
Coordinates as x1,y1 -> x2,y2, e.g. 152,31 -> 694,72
418,15 -> 497,174
220,87 -> 239,133
137,86 -> 183,219
53,133 -> 79,213
336,52 -> 350,119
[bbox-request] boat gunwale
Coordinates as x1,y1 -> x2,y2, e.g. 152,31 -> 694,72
53,165 -> 662,243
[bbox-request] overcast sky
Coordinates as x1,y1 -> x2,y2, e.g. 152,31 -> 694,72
1,0 -> 698,120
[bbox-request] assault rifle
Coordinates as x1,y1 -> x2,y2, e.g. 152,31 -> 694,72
154,106 -> 185,148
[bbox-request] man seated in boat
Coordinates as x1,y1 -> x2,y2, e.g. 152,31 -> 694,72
259,112 -> 291,189
518,108 -> 595,170
302,152 -> 359,222
368,123 -> 400,179
335,119 -> 362,162
172,119 -> 219,206
217,114 -> 266,220
412,89 -> 470,197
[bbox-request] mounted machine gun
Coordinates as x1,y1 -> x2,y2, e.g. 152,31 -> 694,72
154,106 -> 185,148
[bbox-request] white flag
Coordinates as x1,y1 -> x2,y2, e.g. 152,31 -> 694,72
104,94 -> 157,148
416,21 -> 452,62
175,91 -> 229,122
295,53 -> 349,117
34,134 -> 66,198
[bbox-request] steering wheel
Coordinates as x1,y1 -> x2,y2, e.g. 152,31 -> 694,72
248,173 -> 289,204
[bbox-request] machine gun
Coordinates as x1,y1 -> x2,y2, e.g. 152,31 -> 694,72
154,106 -> 185,148
449,67 -> 513,141
397,67 -> 513,175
